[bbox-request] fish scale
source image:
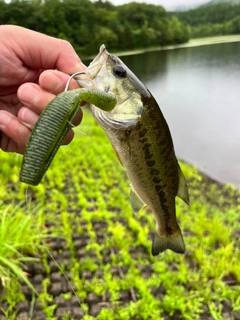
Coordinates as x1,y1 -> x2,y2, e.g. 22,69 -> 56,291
105,103 -> 181,245
131,111 -> 178,222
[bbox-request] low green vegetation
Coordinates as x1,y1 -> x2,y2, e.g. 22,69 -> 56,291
0,110 -> 239,319
0,204 -> 41,290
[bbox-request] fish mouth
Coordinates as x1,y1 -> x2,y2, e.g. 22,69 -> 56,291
76,44 -> 110,89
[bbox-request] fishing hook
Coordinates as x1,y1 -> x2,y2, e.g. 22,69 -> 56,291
64,71 -> 86,92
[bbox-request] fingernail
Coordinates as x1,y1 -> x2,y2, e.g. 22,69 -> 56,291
68,61 -> 87,75
18,84 -> 39,105
19,108 -> 38,130
40,72 -> 62,92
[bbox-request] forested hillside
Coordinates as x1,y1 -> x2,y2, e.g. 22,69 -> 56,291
1,0 -> 239,57
0,0 -> 190,56
172,2 -> 240,37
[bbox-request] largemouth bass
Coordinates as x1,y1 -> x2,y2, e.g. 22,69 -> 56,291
77,45 -> 189,256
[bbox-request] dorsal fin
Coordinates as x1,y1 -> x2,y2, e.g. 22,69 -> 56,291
177,164 -> 189,205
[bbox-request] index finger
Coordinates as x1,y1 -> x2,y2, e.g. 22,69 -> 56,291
2,25 -> 85,75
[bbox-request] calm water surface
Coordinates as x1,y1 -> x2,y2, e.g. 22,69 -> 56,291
121,42 -> 240,186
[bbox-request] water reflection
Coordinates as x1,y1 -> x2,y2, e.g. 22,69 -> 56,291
121,50 -> 168,82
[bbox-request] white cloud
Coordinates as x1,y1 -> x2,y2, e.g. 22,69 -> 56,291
105,0 -> 209,11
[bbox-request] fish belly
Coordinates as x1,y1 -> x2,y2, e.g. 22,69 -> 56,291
106,104 -> 180,235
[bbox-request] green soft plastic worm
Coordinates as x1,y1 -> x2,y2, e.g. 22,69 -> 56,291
20,88 -> 117,186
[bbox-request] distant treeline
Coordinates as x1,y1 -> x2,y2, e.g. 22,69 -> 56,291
172,2 -> 240,37
0,0 -> 190,56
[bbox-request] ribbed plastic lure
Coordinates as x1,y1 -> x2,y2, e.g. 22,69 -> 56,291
20,88 -> 117,186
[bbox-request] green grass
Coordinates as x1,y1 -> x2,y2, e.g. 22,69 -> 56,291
0,205 -> 36,290
0,200 -> 51,318
0,110 -> 239,319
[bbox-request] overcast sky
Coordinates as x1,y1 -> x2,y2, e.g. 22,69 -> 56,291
108,0 -> 209,11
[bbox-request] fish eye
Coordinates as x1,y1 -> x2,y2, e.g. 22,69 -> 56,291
113,65 -> 127,79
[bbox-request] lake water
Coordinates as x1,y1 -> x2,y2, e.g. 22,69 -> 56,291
119,42 -> 240,187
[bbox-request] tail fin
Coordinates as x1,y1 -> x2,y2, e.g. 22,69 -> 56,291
152,231 -> 185,256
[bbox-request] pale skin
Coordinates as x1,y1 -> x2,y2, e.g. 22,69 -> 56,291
0,25 -> 86,154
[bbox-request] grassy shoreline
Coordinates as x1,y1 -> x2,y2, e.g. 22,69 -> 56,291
99,34 -> 240,58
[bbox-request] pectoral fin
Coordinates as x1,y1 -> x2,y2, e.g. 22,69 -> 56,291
112,146 -> 124,168
177,164 -> 189,205
130,186 -> 146,214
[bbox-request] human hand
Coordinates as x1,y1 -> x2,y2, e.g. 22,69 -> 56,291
0,25 -> 86,154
